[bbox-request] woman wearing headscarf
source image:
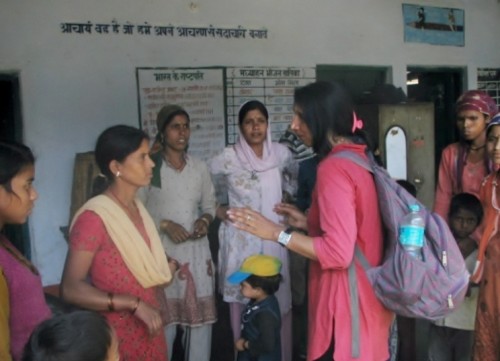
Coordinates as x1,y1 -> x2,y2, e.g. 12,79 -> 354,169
208,100 -> 297,361
142,104 -> 217,361
434,90 -> 498,220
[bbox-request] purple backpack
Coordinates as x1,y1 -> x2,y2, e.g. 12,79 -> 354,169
335,151 -> 470,358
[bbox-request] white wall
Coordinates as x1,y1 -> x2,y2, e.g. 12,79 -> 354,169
1,0 -> 500,284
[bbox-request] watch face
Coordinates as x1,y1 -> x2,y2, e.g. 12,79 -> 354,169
278,230 -> 292,247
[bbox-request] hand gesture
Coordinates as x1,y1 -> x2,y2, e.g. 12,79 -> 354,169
162,220 -> 190,243
133,301 -> 163,337
274,203 -> 308,231
227,207 -> 283,241
191,218 -> 209,239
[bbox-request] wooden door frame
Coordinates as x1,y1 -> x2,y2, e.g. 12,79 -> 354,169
1,72 -> 31,258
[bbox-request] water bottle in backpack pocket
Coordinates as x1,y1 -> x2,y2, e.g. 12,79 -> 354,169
399,204 -> 425,260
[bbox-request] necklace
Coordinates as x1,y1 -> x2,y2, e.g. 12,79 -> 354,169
470,144 -> 486,151
108,189 -> 142,225
0,240 -> 39,275
163,153 -> 186,172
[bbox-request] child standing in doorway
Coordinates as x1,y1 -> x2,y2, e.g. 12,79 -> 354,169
228,254 -> 282,361
428,192 -> 483,361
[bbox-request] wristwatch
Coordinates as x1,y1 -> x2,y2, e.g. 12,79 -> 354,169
277,228 -> 293,247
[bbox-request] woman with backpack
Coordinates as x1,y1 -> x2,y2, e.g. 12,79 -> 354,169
433,90 -> 498,220
226,81 -> 393,361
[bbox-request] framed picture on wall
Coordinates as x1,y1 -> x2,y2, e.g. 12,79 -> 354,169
402,4 -> 464,46
478,68 -> 500,108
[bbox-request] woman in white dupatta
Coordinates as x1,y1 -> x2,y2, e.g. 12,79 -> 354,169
208,101 -> 297,361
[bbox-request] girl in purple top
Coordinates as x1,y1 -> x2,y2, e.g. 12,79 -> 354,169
0,140 -> 51,361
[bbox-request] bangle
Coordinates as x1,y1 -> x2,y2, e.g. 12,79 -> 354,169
131,297 -> 141,315
160,220 -> 170,233
168,257 -> 180,271
107,292 -> 115,312
199,216 -> 210,227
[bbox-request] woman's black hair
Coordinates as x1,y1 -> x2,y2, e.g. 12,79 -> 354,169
238,100 -> 269,126
159,109 -> 190,135
486,121 -> 500,137
0,140 -> 35,193
449,192 -> 484,225
245,273 -> 283,295
22,310 -> 112,361
92,125 -> 149,196
293,81 -> 373,159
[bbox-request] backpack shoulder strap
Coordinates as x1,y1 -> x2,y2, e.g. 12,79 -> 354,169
347,246 -> 375,359
332,150 -> 377,267
347,260 -> 361,358
332,150 -> 373,174
334,150 -> 379,358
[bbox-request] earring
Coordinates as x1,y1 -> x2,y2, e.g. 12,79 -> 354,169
116,171 -> 121,178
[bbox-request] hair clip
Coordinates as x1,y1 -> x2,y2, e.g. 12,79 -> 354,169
351,112 -> 364,133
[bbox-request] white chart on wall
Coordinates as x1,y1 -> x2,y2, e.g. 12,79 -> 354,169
225,67 -> 316,144
136,67 -> 226,161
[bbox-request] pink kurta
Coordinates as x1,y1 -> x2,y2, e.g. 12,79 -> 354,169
70,211 -> 168,361
307,144 -> 393,361
473,172 -> 500,361
0,236 -> 51,361
434,143 -> 489,220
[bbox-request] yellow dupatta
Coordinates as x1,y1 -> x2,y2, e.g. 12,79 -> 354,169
71,195 -> 172,288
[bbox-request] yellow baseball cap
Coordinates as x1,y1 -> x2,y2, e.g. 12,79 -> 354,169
227,254 -> 282,284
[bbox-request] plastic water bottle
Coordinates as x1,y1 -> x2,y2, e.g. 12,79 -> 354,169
399,204 -> 425,260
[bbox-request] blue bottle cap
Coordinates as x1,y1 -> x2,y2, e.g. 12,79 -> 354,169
409,204 -> 420,212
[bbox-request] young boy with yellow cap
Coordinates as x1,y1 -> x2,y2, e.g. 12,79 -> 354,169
228,254 -> 283,361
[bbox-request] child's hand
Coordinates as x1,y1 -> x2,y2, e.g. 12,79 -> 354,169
235,338 -> 246,352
